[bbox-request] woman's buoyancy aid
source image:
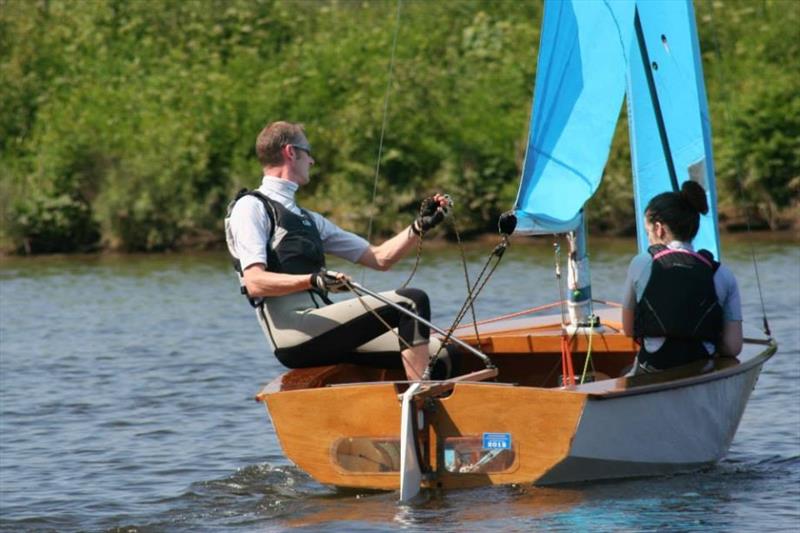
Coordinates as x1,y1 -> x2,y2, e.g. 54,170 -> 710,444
224,189 -> 327,306
633,244 -> 724,369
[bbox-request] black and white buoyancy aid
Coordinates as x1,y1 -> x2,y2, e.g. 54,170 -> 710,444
224,189 -> 327,306
633,244 -> 724,369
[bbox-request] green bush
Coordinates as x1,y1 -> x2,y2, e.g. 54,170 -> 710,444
0,0 -> 797,254
8,193 -> 99,254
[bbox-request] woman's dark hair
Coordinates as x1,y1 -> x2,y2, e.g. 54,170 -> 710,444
645,181 -> 709,241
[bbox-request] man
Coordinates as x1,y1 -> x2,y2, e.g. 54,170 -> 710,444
225,121 -> 450,380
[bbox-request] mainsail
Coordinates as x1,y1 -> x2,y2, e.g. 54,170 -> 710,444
627,0 -> 720,258
513,0 -> 721,259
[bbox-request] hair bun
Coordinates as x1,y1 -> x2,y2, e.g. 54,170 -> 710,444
680,181 -> 709,215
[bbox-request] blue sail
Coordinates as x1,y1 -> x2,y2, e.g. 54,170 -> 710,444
513,0 -> 636,234
513,0 -> 720,262
627,0 -> 721,258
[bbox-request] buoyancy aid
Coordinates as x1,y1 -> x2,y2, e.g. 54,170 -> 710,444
633,244 -> 724,369
224,189 -> 327,306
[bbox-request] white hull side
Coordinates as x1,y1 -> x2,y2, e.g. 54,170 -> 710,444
538,364 -> 763,484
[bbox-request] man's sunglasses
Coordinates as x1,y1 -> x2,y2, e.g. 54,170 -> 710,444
288,143 -> 312,156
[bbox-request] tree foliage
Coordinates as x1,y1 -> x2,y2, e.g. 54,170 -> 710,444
0,0 -> 796,253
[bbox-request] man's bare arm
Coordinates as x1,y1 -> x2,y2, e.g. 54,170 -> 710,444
242,264 -> 313,297
357,227 -> 419,271
358,193 -> 450,271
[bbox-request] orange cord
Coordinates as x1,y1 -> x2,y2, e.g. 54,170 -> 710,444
561,335 -> 576,386
457,298 -> 620,331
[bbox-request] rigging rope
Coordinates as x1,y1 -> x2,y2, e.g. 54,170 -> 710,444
345,196 -> 508,377
399,211 -> 424,290
350,1 -> 511,374
426,233 -> 509,370
395,193 -> 508,374
441,208 -> 484,351
703,0 -> 771,337
364,0 -> 403,250
579,326 -> 594,384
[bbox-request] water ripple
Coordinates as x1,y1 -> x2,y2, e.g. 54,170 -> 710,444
1,245 -> 798,532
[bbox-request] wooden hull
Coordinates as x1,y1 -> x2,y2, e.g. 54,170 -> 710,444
263,381 -> 587,490
256,308 -> 776,491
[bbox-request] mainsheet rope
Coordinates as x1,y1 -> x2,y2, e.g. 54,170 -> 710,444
344,206 -> 508,378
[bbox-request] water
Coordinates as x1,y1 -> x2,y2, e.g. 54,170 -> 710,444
1,237 -> 798,532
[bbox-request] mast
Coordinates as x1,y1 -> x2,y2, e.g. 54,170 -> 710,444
566,214 -> 595,328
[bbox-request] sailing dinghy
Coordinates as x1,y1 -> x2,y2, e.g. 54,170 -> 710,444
254,0 -> 776,499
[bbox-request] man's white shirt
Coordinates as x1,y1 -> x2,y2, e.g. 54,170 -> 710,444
227,175 -> 369,271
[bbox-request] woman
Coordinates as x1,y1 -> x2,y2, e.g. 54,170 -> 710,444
622,181 -> 743,373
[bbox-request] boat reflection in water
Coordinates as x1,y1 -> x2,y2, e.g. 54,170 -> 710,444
281,486 -> 585,530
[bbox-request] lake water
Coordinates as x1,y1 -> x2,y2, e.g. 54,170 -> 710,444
1,236 -> 798,532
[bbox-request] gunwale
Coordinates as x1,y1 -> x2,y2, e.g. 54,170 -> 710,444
256,304 -> 776,400
581,337 -> 776,399
257,338 -> 774,399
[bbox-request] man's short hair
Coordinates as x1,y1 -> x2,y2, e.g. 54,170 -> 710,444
255,121 -> 306,167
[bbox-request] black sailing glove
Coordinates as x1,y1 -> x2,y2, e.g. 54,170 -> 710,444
412,194 -> 452,235
310,268 -> 351,293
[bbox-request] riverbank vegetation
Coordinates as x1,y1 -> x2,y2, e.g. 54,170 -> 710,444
1,0 -> 797,253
